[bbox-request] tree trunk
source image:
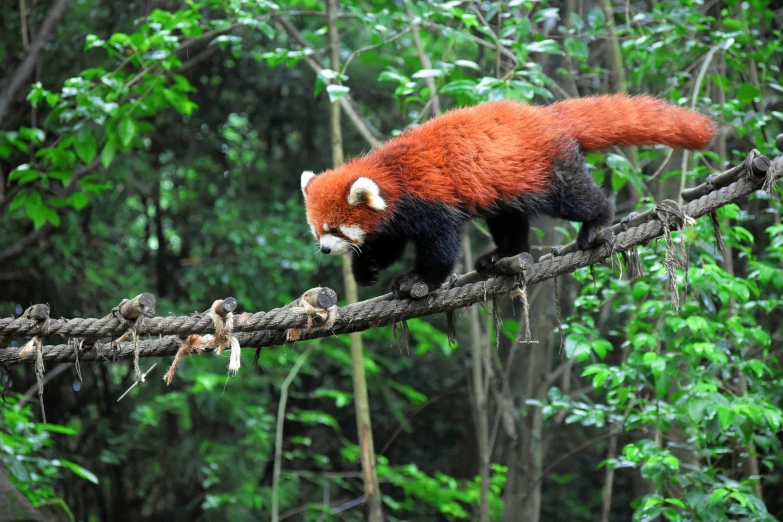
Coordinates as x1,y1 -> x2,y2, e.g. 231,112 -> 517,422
502,219 -> 556,522
326,1 -> 384,520
463,233 -> 491,522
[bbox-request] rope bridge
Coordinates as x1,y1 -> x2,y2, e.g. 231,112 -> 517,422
1,145 -> 781,378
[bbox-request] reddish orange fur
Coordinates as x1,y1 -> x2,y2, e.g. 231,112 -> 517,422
548,94 -> 715,151
304,94 -> 715,236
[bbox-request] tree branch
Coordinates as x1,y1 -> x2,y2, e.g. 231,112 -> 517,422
274,16 -> 383,148
0,158 -> 100,264
0,0 -> 71,127
405,3 -> 441,115
0,223 -> 53,264
327,1 -> 384,519
271,346 -> 313,522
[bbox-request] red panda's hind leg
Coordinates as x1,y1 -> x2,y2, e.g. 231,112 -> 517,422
543,147 -> 614,251
475,209 -> 531,274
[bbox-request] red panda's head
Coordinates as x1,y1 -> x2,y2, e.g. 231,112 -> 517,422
301,166 -> 390,256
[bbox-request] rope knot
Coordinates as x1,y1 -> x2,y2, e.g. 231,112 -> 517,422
655,200 -> 693,230
208,299 -> 241,375
285,288 -> 338,342
17,304 -> 50,423
510,274 -> 532,344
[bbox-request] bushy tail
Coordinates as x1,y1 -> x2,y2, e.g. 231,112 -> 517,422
548,94 -> 715,152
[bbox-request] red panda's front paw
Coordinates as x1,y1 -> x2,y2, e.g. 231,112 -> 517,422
353,262 -> 380,286
392,273 -> 430,299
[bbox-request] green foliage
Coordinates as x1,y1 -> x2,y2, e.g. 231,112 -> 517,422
0,396 -> 96,506
541,194 -> 783,520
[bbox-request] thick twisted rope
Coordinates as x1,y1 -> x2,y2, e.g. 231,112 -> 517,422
1,155 -> 780,367
0,304 -> 304,339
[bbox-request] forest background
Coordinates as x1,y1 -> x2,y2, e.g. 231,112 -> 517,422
1,0 -> 782,521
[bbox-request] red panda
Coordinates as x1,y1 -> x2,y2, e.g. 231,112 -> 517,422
301,94 -> 715,298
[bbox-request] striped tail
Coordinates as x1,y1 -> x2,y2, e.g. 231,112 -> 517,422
548,94 -> 715,152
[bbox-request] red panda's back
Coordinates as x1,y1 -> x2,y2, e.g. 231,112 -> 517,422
377,101 -> 561,210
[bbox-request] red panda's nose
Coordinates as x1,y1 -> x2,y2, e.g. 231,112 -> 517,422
320,245 -> 331,254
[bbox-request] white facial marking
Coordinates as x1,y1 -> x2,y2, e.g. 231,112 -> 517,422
319,233 -> 351,255
309,225 -> 317,239
347,177 -> 386,210
322,223 -> 329,232
340,225 -> 366,244
300,170 -> 316,196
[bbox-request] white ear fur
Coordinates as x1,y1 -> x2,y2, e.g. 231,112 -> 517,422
347,177 -> 386,210
301,171 -> 316,196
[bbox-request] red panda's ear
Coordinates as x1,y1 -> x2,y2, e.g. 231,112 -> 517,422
348,177 -> 386,210
301,171 -> 316,196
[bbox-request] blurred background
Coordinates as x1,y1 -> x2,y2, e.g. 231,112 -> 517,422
1,1 -> 782,521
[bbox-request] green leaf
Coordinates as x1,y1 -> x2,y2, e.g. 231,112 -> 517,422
19,127 -> 45,144
326,84 -> 350,103
662,454 -> 680,470
389,381 -> 427,405
45,207 -> 60,226
117,117 -> 137,148
8,165 -> 41,184
23,192 -> 47,229
8,192 -> 27,212
412,69 -> 446,79
632,281 -> 650,301
593,371 -> 609,389
440,80 -> 479,97
688,400 -> 706,423
171,74 -> 196,93
526,39 -> 563,55
39,423 -> 78,435
210,35 -> 242,48
48,170 -> 73,185
312,388 -> 352,408
565,38 -> 589,61
569,12 -> 584,31
665,498 -> 686,509
592,339 -> 612,359
686,316 -> 708,334
611,170 -> 627,192
289,410 -> 339,431
461,13 -> 478,29
58,459 -> 99,484
718,407 -> 735,429
454,59 -> 480,70
711,488 -> 729,503
75,128 -> 97,164
378,71 -> 409,83
565,335 -> 591,362
101,138 -> 117,168
737,83 -> 760,105
66,192 -> 90,210
587,8 -> 605,29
